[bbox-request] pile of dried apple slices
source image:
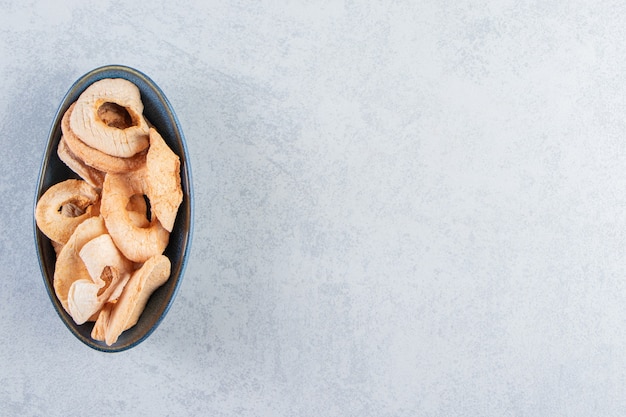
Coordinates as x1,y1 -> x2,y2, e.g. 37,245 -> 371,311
35,78 -> 182,346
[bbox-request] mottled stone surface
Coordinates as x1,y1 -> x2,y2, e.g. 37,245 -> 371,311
3,1 -> 626,415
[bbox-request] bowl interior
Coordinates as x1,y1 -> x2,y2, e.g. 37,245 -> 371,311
34,65 -> 193,352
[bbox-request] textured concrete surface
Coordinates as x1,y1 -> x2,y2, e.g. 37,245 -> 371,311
3,1 -> 626,415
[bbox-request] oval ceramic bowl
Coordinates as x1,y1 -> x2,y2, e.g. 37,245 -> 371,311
34,65 -> 193,352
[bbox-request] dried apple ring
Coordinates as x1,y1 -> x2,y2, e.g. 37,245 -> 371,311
101,170 -> 170,263
70,78 -> 150,158
35,179 -> 100,245
62,103 -> 147,174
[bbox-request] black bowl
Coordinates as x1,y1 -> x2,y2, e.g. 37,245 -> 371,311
34,65 -> 193,352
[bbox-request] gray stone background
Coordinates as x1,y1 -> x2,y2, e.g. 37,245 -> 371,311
2,1 -> 626,415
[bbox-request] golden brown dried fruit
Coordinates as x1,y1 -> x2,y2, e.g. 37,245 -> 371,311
146,128 -> 183,232
35,179 -> 100,245
95,255 -> 171,346
101,170 -> 170,263
70,78 -> 150,158
57,135 -> 105,189
53,216 -> 108,313
67,234 -> 134,324
62,103 -> 147,174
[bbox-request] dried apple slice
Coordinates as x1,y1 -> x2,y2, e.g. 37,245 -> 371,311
101,170 -> 170,263
69,78 -> 150,158
145,128 -> 183,232
66,233 -> 134,324
57,135 -> 105,189
53,216 -> 108,313
62,103 -> 147,173
35,179 -> 100,245
98,255 -> 171,346
78,234 -> 133,290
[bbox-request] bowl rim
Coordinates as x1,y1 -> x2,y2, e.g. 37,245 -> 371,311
33,64 -> 194,352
